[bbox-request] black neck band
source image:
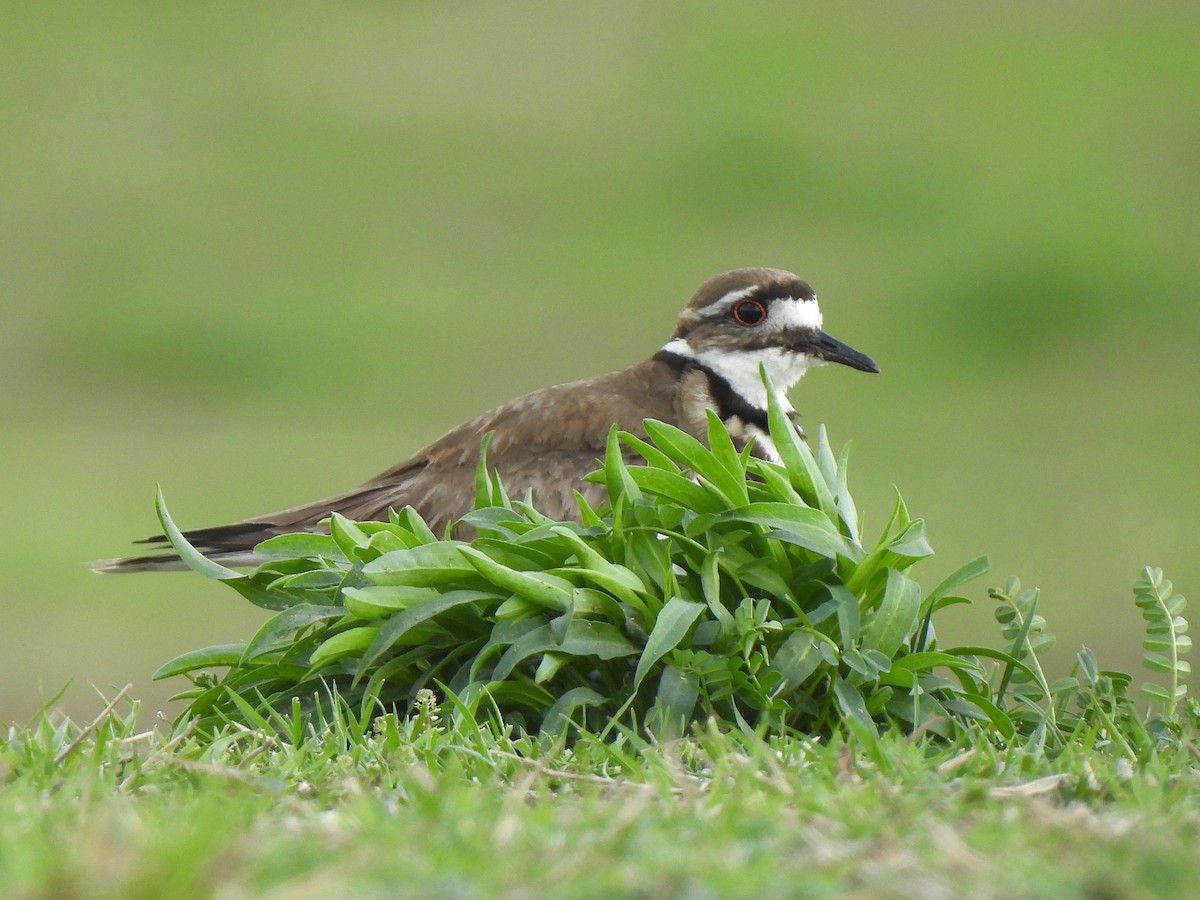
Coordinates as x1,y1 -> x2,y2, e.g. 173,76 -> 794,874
653,349 -> 771,433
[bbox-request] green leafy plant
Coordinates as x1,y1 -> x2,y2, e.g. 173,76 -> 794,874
152,379 -> 1190,753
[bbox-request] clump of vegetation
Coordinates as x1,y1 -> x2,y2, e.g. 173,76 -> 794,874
154,382 -> 1191,755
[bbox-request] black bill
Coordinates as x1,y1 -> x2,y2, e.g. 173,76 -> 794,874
804,330 -> 879,373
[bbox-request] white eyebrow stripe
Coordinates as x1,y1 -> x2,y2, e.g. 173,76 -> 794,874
697,286 -> 759,318
699,289 -> 825,333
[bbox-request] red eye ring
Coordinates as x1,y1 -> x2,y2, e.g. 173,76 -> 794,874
732,299 -> 767,327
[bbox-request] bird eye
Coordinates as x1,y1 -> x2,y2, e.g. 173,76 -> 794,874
732,299 -> 767,327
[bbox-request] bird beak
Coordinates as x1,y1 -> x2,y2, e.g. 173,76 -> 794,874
803,330 -> 880,373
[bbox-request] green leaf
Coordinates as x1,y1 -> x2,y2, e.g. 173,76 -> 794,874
634,597 -> 706,690
648,664 -> 700,739
253,532 -> 346,561
474,431 -> 498,509
762,369 -> 837,518
649,414 -> 749,505
627,466 -> 727,513
356,589 -> 499,677
492,620 -> 639,682
242,604 -> 346,661
603,426 -> 641,503
699,552 -> 736,635
831,585 -> 860,647
362,542 -> 476,586
922,555 -> 990,614
718,503 -> 849,559
541,686 -> 608,734
155,486 -> 242,582
828,430 -> 860,542
888,651 -> 985,676
343,585 -> 441,619
1140,683 -> 1171,703
549,526 -> 650,609
832,676 -> 879,745
887,519 -> 934,560
329,513 -> 371,559
153,643 -> 246,680
617,431 -> 681,472
862,570 -> 921,658
460,547 -> 574,612
309,627 -> 377,668
770,630 -> 833,695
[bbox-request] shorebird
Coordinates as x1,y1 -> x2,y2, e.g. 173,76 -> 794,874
96,267 -> 877,572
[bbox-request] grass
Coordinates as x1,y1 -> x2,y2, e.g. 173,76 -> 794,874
3,689 -> 1199,897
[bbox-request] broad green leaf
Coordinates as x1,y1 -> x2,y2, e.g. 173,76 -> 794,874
945,646 -> 1046,692
550,526 -> 651,610
362,542 -> 476,586
634,597 -> 705,690
242,604 -> 346,662
748,459 -> 806,506
328,513 -> 371,559
479,680 -> 556,712
603,426 -> 641,503
153,643 -> 246,680
699,552 -> 736,634
769,630 -> 833,695
651,414 -> 749,505
253,532 -> 346,561
644,417 -> 746,504
862,570 -> 921,658
648,664 -> 699,739
397,506 -> 439,545
762,370 -> 837,519
342,585 -> 440,619
887,519 -> 934,561
628,466 -> 727,513
356,589 -> 499,677
460,547 -> 574,612
473,431 -> 498,509
718,502 -> 849,560
266,569 -> 344,594
1140,682 -> 1171,703
534,651 -> 571,684
828,429 -> 859,541
491,620 -> 639,682
888,651 -> 985,676
541,686 -> 608,734
617,430 -> 681,472
831,585 -> 860,647
832,676 -> 879,745
309,626 -> 377,668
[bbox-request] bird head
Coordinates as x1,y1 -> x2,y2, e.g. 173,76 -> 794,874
659,267 -> 878,412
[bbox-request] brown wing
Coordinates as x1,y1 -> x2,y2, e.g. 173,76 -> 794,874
96,359 -> 686,572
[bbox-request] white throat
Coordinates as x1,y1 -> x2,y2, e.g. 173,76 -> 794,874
660,337 -> 813,414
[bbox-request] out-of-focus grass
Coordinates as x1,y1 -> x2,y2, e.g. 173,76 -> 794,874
1,5 -> 1197,722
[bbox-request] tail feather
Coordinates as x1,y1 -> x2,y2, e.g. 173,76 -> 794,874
94,463 -> 432,574
90,548 -> 274,574
132,521 -> 283,551
92,521 -> 289,574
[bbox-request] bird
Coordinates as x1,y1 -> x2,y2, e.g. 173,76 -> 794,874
94,267 -> 878,573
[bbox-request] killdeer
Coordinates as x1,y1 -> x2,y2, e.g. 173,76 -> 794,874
96,267 -> 877,573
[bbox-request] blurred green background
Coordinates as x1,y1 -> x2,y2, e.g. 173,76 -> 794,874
2,5 -> 1197,724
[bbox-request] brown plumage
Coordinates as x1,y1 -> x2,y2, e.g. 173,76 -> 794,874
94,268 -> 877,573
